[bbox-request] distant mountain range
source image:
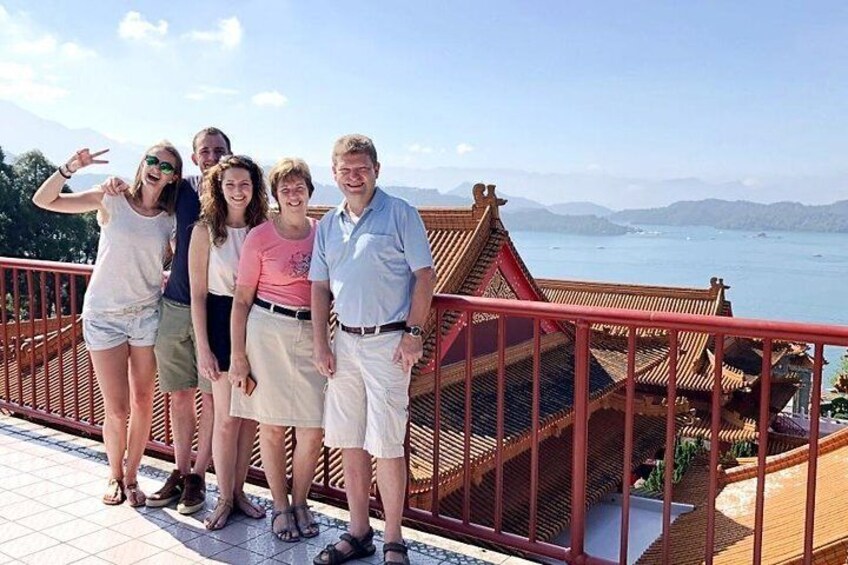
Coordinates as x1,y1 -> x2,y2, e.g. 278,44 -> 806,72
3,100 -> 847,235
4,100 -> 848,209
613,199 -> 848,233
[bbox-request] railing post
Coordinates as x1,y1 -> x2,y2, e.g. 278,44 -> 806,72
570,320 -> 591,562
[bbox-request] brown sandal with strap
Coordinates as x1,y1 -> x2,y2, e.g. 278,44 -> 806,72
382,541 -> 411,565
205,497 -> 234,531
292,503 -> 319,538
102,478 -> 126,505
272,507 -> 300,543
124,482 -> 146,507
313,527 -> 376,565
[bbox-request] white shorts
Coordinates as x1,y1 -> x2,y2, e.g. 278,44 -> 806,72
324,330 -> 410,459
82,304 -> 160,351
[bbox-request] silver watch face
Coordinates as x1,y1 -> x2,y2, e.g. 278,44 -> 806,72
406,325 -> 422,337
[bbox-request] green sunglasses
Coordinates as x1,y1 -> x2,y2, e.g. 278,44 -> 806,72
144,155 -> 176,175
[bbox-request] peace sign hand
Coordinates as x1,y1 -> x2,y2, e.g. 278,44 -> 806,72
65,148 -> 109,173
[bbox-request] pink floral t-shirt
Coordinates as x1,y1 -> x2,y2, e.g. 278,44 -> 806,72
237,218 -> 316,308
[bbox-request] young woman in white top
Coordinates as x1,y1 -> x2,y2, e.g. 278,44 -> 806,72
188,155 -> 269,529
32,144 -> 181,507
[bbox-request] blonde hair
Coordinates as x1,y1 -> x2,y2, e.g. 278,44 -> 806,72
331,134 -> 377,166
129,142 -> 182,215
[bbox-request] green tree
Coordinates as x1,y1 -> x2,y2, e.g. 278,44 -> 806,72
1,147 -> 99,320
833,354 -> 848,393
0,147 -> 98,263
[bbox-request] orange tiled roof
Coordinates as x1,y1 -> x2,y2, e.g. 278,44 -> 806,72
408,338 -> 625,497
637,427 -> 848,564
438,408 -> 668,541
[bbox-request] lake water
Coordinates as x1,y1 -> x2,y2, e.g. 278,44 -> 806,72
510,225 -> 847,384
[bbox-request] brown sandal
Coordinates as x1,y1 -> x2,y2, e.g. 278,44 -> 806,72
383,541 -> 411,565
292,503 -> 319,538
272,508 -> 300,543
204,498 -> 234,531
234,492 -> 264,519
102,478 -> 126,505
124,482 -> 146,507
313,528 -> 376,564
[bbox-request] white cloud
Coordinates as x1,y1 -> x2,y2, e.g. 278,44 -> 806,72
408,143 -> 433,154
0,6 -> 95,102
60,42 -> 97,60
185,17 -> 242,50
11,34 -> 57,55
118,11 -> 168,45
0,61 -> 67,102
185,84 -> 239,101
251,90 -> 288,107
456,143 -> 474,156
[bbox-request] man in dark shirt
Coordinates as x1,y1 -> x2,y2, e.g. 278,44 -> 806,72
146,127 -> 230,513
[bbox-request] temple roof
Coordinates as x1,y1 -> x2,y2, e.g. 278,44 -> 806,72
637,427 -> 848,564
438,408 -> 669,542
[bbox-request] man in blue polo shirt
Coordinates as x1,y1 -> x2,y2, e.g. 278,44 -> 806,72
310,134 -> 436,565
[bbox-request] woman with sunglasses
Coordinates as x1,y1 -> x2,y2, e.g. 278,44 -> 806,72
188,155 -> 268,530
33,144 -> 181,507
229,157 -> 325,542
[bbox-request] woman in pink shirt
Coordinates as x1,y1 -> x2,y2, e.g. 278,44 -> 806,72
229,158 -> 325,542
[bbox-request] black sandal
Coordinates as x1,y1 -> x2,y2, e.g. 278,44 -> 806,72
313,527 -> 376,565
383,541 -> 411,565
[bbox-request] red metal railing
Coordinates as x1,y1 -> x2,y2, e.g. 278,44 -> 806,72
3,256 -> 848,564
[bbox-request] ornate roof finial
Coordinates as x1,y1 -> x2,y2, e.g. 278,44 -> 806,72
710,277 -> 730,291
472,183 -> 507,219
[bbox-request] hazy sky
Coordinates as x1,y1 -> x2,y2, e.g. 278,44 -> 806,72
2,1 -> 848,183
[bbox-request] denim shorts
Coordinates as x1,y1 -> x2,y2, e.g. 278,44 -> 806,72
82,304 -> 160,351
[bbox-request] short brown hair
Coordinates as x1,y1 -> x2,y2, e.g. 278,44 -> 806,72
268,158 -> 315,207
192,127 -> 231,153
332,134 -> 378,166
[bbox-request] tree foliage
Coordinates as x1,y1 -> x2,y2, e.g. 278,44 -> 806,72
834,354 -> 848,394
0,147 -> 99,263
644,437 -> 706,493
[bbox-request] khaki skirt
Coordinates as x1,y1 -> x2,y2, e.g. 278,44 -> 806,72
230,305 -> 326,427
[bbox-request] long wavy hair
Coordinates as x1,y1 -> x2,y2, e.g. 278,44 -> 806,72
129,141 -> 182,215
199,155 -> 269,246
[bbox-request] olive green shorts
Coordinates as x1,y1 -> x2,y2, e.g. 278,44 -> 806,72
154,298 -> 212,394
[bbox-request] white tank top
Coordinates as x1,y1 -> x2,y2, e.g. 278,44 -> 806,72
207,225 -> 248,297
83,193 -> 175,316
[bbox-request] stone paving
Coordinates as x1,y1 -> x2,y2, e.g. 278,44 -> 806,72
0,413 -> 533,565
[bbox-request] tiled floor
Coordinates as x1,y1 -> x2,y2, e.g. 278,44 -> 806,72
0,414 -> 532,565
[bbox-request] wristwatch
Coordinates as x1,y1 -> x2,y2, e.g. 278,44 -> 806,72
404,325 -> 423,338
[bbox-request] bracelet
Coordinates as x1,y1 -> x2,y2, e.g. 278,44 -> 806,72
57,166 -> 72,180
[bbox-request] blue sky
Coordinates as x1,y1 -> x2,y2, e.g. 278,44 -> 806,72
2,1 -> 848,185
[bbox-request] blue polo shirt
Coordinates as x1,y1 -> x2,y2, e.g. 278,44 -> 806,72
309,187 -> 433,327
162,176 -> 200,305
